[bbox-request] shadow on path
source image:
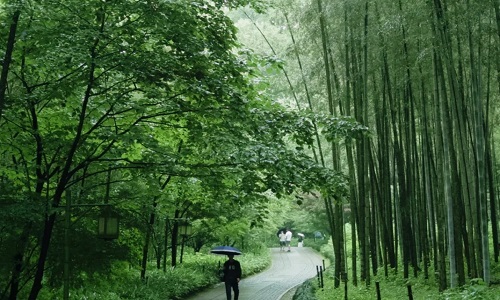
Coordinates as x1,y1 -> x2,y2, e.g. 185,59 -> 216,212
183,247 -> 325,300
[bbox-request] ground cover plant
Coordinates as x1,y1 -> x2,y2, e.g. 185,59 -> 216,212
36,246 -> 271,300
291,249 -> 500,300
314,266 -> 500,300
308,225 -> 500,300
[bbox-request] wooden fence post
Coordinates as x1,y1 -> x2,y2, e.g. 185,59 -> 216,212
407,284 -> 413,300
376,281 -> 381,300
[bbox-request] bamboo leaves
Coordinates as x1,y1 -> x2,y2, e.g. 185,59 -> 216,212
249,0 -> 500,291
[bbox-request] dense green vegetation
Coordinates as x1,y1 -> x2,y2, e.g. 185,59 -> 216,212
295,267 -> 500,300
232,0 -> 500,296
0,0 -> 358,298
304,225 -> 500,299
2,0 -> 500,299
41,247 -> 271,300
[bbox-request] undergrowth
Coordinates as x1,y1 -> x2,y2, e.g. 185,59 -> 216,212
39,248 -> 271,300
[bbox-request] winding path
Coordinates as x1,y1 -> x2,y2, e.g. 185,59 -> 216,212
184,247 -> 325,300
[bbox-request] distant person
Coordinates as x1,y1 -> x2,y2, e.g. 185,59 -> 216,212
298,235 -> 303,247
279,230 -> 286,251
285,228 -> 292,252
223,254 -> 242,300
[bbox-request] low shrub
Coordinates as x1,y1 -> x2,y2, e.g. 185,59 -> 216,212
47,246 -> 272,300
292,279 -> 318,300
314,263 -> 500,300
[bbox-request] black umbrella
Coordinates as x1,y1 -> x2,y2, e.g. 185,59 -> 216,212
210,246 -> 242,255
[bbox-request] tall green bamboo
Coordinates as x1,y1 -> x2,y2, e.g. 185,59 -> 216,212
260,0 -> 500,291
316,0 -> 347,287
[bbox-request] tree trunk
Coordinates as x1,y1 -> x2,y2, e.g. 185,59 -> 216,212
140,199 -> 158,280
171,210 -> 180,267
0,9 -> 20,120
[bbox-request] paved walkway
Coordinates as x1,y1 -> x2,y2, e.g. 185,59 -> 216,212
184,247 -> 325,300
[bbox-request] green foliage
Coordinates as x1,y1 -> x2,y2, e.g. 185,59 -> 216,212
213,0 -> 270,12
439,280 -> 500,300
38,246 -> 271,300
292,279 -> 318,300
312,224 -> 500,299
0,0 -> 366,297
314,274 -> 500,300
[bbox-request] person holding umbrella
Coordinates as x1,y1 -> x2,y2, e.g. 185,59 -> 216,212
297,233 -> 305,247
223,254 -> 242,300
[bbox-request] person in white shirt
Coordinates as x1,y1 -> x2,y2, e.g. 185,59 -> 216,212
285,229 -> 292,252
279,230 -> 286,251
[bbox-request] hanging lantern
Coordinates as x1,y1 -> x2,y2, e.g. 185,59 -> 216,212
98,207 -> 119,240
178,219 -> 192,237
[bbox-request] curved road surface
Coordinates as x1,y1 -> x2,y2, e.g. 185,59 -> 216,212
184,247 -> 325,300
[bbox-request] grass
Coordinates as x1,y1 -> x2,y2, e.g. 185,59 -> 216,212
314,270 -> 500,300
307,223 -> 500,300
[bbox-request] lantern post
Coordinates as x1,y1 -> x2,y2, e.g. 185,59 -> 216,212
63,189 -> 119,300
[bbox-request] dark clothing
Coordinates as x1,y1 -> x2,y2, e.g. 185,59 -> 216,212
223,259 -> 242,280
223,259 -> 241,300
225,278 -> 239,300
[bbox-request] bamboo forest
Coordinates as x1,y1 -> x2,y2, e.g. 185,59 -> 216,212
1,0 -> 500,299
